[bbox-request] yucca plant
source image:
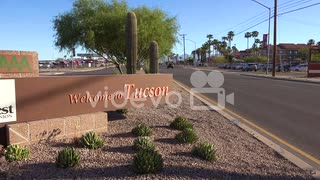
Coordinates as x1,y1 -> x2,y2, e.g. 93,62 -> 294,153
133,136 -> 155,151
192,142 -> 217,161
133,148 -> 163,174
80,131 -> 104,149
175,128 -> 198,143
131,123 -> 152,136
5,144 -> 29,162
170,116 -> 193,130
56,147 -> 80,168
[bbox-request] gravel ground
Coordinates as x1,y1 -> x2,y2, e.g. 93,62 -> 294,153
0,84 -> 313,179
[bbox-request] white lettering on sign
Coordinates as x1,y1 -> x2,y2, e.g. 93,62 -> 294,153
0,79 -> 16,123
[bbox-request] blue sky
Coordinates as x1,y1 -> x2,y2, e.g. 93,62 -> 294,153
1,0 -> 319,60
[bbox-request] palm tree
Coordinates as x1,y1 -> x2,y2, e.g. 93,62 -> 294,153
231,45 -> 238,53
201,42 -> 211,63
206,34 -> 213,59
196,48 -> 201,62
212,39 -> 219,56
222,36 -> 228,43
245,32 -> 252,49
227,31 -> 235,48
191,50 -> 196,60
206,34 -> 213,40
307,39 -> 315,46
251,31 -> 259,50
253,38 -> 262,55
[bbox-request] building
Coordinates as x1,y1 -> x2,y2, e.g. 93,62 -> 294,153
259,43 -> 309,63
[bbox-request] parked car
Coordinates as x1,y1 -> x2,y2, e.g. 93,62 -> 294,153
276,64 -> 290,72
290,64 -> 308,71
242,63 -> 258,71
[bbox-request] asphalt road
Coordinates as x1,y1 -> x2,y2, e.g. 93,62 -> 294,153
160,65 -> 320,163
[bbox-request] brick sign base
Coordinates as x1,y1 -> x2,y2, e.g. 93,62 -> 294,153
7,112 -> 107,145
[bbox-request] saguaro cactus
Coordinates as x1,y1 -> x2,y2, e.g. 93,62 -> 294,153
149,41 -> 159,74
126,12 -> 137,74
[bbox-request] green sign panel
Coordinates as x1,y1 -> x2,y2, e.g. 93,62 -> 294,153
0,55 -> 33,73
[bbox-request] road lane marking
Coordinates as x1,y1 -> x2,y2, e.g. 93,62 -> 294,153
173,79 -> 320,166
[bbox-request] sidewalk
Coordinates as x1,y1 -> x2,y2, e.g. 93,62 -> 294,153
189,65 -> 320,84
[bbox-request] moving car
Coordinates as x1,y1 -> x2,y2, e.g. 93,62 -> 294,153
167,63 -> 174,69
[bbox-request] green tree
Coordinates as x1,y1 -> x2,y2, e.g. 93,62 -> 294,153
245,32 -> 252,49
298,48 -> 309,61
53,0 -> 178,73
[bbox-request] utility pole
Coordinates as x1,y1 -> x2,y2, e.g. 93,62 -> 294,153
180,34 -> 187,65
272,0 -> 277,77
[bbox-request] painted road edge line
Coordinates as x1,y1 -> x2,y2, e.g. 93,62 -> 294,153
173,79 -> 320,179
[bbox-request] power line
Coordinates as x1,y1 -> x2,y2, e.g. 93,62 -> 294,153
235,1 -> 320,36
278,2 -> 320,16
278,0 -> 312,10
216,10 -> 269,36
235,18 -> 269,36
204,1 -> 319,46
280,17 -> 320,26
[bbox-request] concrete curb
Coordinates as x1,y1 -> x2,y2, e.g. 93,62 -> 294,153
241,73 -> 320,85
40,72 -> 65,76
173,80 -> 320,179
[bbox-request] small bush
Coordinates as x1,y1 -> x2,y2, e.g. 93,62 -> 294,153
133,148 -> 163,174
80,131 -> 104,149
5,144 -> 29,162
116,109 -> 128,115
192,142 -> 217,161
175,128 -> 198,143
170,116 -> 193,130
132,123 -> 152,136
56,147 -> 80,168
133,136 -> 155,151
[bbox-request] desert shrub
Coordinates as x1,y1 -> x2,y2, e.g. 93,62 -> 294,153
133,136 -> 155,151
133,148 -> 163,174
175,128 -> 198,143
170,116 -> 193,130
56,147 -> 80,168
132,123 -> 152,136
192,142 -> 217,161
116,109 -> 128,115
80,131 -> 104,149
5,144 -> 29,162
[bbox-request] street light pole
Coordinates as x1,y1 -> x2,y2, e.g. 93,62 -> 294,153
251,0 -> 271,74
